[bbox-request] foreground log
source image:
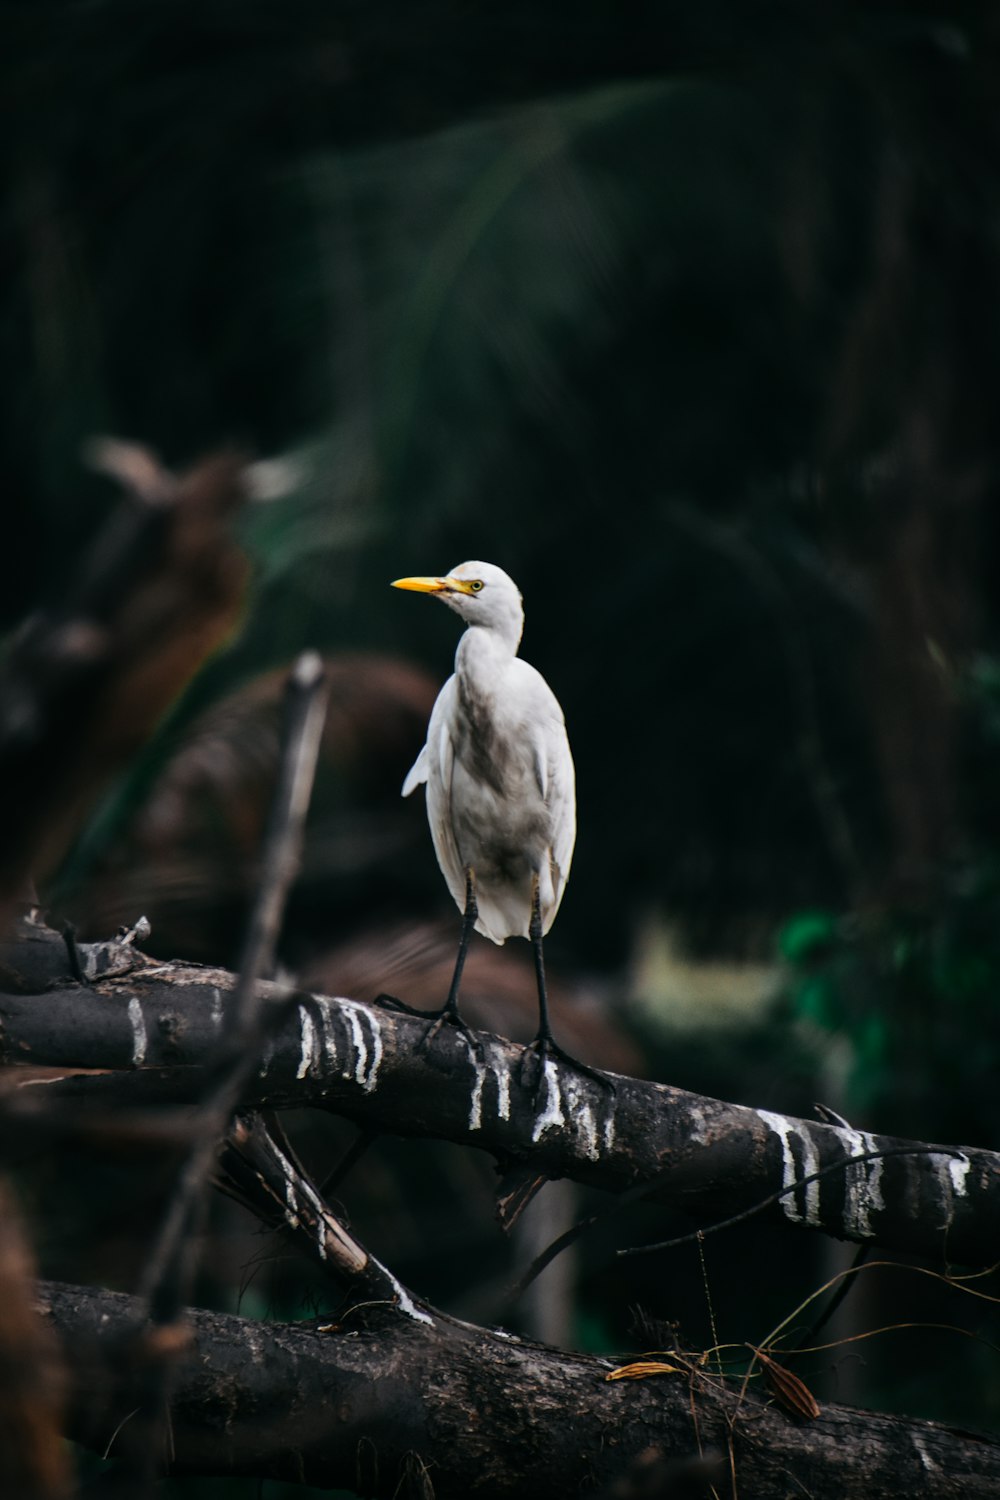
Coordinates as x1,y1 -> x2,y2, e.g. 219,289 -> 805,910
41,1279 -> 1000,1499
1,920 -> 998,1266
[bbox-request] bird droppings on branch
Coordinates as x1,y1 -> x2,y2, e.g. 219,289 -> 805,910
125,996 -> 147,1068
529,1058 -> 617,1158
464,1034 -> 513,1131
755,1108 -> 973,1242
838,1123 -> 887,1237
757,1108 -> 823,1226
293,994 -> 384,1092
3,920 -> 999,1268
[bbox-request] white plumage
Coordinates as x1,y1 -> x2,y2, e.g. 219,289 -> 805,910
399,561 -> 574,942
392,561 -> 587,1069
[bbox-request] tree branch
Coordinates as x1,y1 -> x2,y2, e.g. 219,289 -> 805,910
2,925 -> 997,1267
40,1278 -> 1000,1499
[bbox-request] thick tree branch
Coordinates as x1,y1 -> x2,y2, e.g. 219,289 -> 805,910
2,925 -> 997,1266
40,1278 -> 1000,1499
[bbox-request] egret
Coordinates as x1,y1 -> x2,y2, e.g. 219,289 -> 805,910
391,561 -> 604,1084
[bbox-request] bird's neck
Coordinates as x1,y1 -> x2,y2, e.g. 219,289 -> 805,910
456,623 -> 520,689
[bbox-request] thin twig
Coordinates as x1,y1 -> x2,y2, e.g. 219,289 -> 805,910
226,651 -> 329,1047
218,1112 -> 429,1319
126,652 -> 328,1492
619,1145 -> 966,1257
789,1243 -> 870,1354
138,652 -> 328,1313
514,1143 -> 965,1298
320,1128 -> 378,1197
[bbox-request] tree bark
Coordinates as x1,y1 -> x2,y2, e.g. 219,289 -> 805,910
41,1278 -> 1000,1499
1,920 -> 997,1267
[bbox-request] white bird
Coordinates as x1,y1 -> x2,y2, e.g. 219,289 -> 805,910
392,561 -> 599,1079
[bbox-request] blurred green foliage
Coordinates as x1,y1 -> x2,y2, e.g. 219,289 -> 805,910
782,865 -> 1000,1142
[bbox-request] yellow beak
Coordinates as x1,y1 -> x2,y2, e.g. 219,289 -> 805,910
391,575 -> 449,594
392,574 -> 478,596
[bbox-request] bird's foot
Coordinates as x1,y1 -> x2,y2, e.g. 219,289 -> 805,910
374,995 -> 485,1061
422,1007 -> 485,1061
519,1035 -> 615,1097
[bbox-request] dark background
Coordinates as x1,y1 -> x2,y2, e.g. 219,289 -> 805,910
5,3 -> 1000,1492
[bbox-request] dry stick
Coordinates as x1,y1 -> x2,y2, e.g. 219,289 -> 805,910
138,650 -> 329,1315
126,652 -> 329,1489
790,1243 -> 871,1355
224,650 -> 330,1049
320,1127 -> 379,1198
218,1112 -> 428,1319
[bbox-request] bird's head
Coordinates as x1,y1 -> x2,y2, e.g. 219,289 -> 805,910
391,561 -> 524,646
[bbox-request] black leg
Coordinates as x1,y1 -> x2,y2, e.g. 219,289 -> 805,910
443,866 -> 478,1019
521,876 -> 613,1094
375,868 -> 483,1057
529,876 -> 553,1044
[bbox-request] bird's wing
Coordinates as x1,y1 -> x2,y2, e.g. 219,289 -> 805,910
517,664 -> 576,918
401,743 -> 429,797
540,724 -> 576,896
423,677 -> 468,910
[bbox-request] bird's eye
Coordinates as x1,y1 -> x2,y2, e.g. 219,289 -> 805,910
469,580 -> 484,593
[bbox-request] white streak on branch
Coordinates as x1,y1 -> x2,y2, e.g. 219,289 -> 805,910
338,999 -> 383,1093
531,1060 -> 566,1142
564,1077 -> 599,1161
314,996 -> 339,1070
466,1040 -> 514,1132
495,1057 -> 511,1122
758,1109 -> 823,1228
386,1271 -> 434,1326
840,1129 -> 885,1238
297,1008 -> 318,1080
127,997 -> 147,1067
912,1433 -> 937,1472
941,1151 -> 972,1228
948,1154 -> 971,1198
467,1040 -> 487,1131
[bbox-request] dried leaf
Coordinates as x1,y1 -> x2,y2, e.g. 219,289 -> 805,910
753,1347 -> 821,1419
606,1360 -> 684,1382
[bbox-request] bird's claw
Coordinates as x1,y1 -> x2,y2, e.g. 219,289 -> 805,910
422,1009 -> 485,1062
373,994 -> 485,1061
519,1035 -> 615,1098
